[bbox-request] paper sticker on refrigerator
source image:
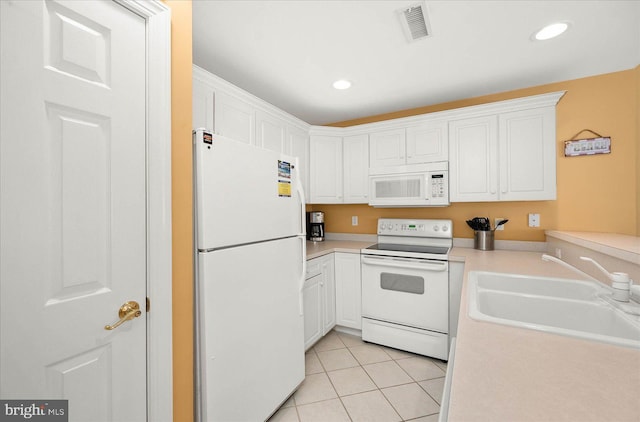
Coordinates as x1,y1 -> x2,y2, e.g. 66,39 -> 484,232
278,180 -> 291,197
278,160 -> 291,179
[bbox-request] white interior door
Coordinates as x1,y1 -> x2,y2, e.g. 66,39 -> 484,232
1,1 -> 147,421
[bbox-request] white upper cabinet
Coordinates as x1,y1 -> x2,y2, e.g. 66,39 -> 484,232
369,129 -> 406,168
309,132 -> 369,204
192,77 -> 214,131
343,134 -> 369,203
288,125 -> 310,196
449,95 -> 561,202
214,90 -> 255,145
499,107 -> 556,201
310,135 -> 343,204
256,110 -> 286,152
406,120 -> 448,164
449,115 -> 499,202
369,120 -> 448,172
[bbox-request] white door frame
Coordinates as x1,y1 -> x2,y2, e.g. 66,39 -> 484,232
113,1 -> 173,420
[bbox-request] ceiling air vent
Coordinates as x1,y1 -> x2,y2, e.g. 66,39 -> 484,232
398,3 -> 432,42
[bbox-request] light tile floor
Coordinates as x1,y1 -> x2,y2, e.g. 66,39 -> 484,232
268,330 -> 448,422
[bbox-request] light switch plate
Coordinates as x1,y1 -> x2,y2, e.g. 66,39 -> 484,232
495,218 -> 506,231
352,216 -> 358,226
528,213 -> 540,228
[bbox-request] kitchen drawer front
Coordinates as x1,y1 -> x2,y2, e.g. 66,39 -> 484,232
306,257 -> 322,279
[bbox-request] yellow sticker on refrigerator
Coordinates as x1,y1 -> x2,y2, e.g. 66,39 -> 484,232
278,180 -> 291,197
278,160 -> 292,197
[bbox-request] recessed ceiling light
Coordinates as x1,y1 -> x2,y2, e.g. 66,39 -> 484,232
534,22 -> 569,41
333,80 -> 352,90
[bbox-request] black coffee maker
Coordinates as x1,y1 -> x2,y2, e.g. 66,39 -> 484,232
306,211 -> 325,241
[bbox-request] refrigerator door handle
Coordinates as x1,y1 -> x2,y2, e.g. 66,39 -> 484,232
294,162 -> 306,236
299,236 -> 306,316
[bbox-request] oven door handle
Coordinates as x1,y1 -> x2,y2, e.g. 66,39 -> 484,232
361,256 -> 448,272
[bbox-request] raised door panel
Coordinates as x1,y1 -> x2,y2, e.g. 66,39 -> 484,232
310,135 -> 343,203
215,91 -> 255,145
256,110 -> 286,153
343,134 -> 369,204
335,253 -> 362,330
303,274 -> 323,350
288,126 -> 309,197
193,78 -> 214,130
449,116 -> 498,202
406,120 -> 448,164
369,129 -> 406,169
499,108 -> 556,201
321,255 -> 336,334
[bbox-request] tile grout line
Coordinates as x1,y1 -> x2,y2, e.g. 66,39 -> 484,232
290,331 -> 447,422
321,342 -> 355,422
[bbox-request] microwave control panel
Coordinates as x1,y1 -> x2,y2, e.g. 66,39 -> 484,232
429,173 -> 446,198
427,171 -> 449,205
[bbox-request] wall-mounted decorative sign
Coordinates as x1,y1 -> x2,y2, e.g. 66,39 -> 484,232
564,129 -> 611,157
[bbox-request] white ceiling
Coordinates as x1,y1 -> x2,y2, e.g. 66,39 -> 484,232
193,1 -> 640,125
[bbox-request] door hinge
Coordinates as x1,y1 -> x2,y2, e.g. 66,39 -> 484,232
146,297 -> 150,312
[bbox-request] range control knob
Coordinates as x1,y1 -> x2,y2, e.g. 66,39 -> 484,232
380,223 -> 386,230
442,225 -> 449,232
433,225 -> 440,231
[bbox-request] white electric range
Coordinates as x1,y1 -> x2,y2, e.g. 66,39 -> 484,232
361,218 -> 453,360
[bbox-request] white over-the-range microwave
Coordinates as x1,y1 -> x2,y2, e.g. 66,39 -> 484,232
368,162 -> 449,207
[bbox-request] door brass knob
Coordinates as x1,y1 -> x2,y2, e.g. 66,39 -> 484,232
104,301 -> 142,330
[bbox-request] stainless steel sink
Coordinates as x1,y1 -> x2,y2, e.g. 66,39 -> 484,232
468,271 -> 640,349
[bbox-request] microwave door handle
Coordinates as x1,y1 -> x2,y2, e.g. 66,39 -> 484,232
362,256 -> 448,272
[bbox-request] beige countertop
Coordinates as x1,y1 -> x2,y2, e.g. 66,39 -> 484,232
448,247 -> 640,422
546,230 -> 640,265
306,240 -> 374,260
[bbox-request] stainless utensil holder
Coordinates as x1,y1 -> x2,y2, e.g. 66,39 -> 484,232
474,230 -> 494,251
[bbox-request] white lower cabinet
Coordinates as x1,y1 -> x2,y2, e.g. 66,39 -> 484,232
302,271 -> 322,350
334,252 -> 362,330
303,254 -> 336,350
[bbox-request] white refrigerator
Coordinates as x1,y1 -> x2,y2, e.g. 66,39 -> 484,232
193,129 -> 306,422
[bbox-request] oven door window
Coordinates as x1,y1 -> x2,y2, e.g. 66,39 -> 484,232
380,272 -> 424,295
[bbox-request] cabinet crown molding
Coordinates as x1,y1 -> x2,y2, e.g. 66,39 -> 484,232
311,91 -> 567,136
195,64 -> 564,138
193,64 -> 310,132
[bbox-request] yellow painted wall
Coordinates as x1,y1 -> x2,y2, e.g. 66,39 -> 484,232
165,1 -> 193,422
320,69 -> 638,240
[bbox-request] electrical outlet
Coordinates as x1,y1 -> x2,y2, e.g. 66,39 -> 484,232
528,213 -> 540,228
495,218 -> 506,231
352,216 -> 358,226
